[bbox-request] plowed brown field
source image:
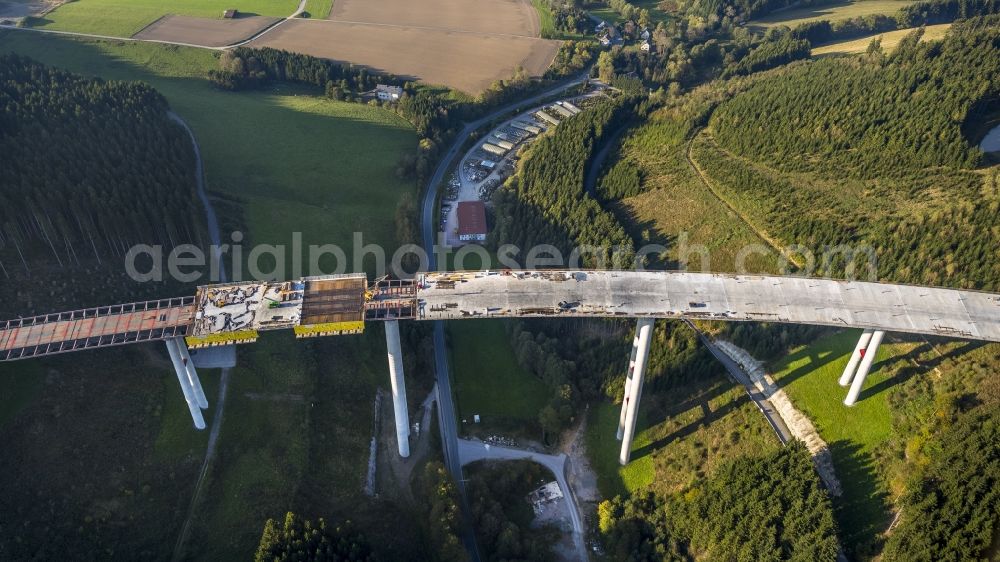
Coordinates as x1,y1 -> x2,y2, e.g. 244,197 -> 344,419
252,19 -> 559,94
328,0 -> 540,37
133,14 -> 279,47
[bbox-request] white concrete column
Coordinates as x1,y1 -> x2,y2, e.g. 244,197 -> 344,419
844,330 -> 885,406
838,329 -> 874,387
166,338 -> 206,430
385,320 -> 410,457
620,318 -> 655,466
174,338 -> 208,409
616,326 -> 641,440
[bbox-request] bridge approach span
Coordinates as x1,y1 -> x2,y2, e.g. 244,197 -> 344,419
415,271 -> 1000,342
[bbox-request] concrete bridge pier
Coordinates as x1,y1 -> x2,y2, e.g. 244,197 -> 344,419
619,318 -> 655,466
165,338 -> 206,430
838,329 -> 875,387
616,325 -> 642,441
175,338 -> 209,410
385,320 -> 410,457
844,330 -> 885,406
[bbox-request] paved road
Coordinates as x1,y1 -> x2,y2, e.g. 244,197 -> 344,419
420,72 -> 592,562
458,439 -> 588,560
683,320 -> 791,444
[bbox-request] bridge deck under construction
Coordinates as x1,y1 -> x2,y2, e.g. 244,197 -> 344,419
0,297 -> 195,360
0,270 -> 998,360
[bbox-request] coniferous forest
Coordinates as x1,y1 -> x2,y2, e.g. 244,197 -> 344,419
704,18 -> 1000,288
598,442 -> 839,561
0,54 -> 199,272
491,96 -> 641,269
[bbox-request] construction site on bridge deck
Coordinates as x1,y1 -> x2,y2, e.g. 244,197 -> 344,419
2,268 -> 999,466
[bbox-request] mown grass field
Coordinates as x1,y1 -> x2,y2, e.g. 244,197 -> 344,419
0,30 -> 420,558
153,368 -> 220,462
586,373 -> 781,499
587,5 -> 625,24
750,0 -> 917,29
448,319 -> 550,434
812,23 -> 952,55
28,0 -> 299,37
768,329 -> 916,550
303,0 -> 333,19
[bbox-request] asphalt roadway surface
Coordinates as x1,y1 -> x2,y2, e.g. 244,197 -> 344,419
420,71 -> 592,562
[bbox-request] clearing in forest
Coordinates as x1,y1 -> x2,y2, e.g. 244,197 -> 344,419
750,0 -> 917,30
812,23 -> 952,55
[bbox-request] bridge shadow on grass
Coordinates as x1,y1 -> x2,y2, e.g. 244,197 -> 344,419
634,374 -> 743,434
772,332 -> 846,390
861,340 -> 985,402
828,439 -> 891,560
631,389 -> 749,461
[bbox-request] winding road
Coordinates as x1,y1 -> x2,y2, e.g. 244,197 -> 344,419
419,71 -> 592,562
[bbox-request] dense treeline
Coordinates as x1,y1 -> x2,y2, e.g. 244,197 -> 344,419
254,512 -> 375,561
882,407 -> 1000,561
718,322 -> 830,361
507,318 -> 717,439
651,0 -> 835,22
414,462 -> 470,562
0,53 -> 198,272
599,442 -> 839,560
209,47 -> 384,94
711,21 -> 999,173
603,0 -> 652,26
696,20 -> 1000,287
723,35 -> 810,76
491,97 -> 639,268
466,460 -> 557,562
538,0 -> 591,35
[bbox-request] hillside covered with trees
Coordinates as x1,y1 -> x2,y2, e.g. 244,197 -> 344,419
0,53 -> 198,271
491,96 -> 641,269
566,13 -> 1000,561
598,442 -> 839,560
703,18 -> 1000,288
